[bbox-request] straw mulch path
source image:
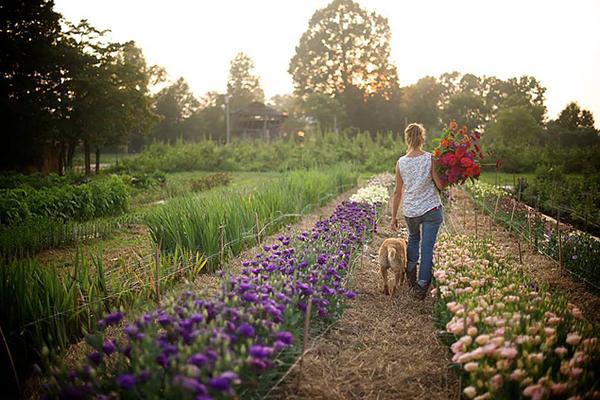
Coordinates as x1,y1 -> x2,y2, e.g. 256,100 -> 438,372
447,189 -> 600,327
275,208 -> 459,400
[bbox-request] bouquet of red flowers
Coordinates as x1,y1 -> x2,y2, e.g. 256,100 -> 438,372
432,121 -> 483,186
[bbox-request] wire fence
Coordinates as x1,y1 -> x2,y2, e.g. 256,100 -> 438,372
458,186 -> 600,293
6,182 -> 358,340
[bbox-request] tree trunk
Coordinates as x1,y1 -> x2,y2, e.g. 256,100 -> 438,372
58,141 -> 66,176
66,139 -> 76,170
95,146 -> 100,174
84,139 -> 91,175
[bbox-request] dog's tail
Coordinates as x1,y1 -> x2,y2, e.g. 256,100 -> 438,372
387,247 -> 396,265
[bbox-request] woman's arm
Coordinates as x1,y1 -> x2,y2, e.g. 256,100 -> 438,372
391,164 -> 403,231
431,158 -> 446,190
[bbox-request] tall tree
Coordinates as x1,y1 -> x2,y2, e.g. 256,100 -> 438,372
0,0 -> 63,170
289,0 -> 400,133
152,77 -> 199,143
401,76 -> 443,132
226,52 -> 264,110
486,106 -> 542,146
62,21 -> 161,173
289,0 -> 398,99
184,91 -> 226,142
546,102 -> 599,147
301,93 -> 346,133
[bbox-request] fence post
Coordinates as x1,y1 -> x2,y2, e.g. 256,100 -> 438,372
255,212 -> 261,245
219,225 -> 226,267
509,199 -> 517,232
463,197 -> 467,230
155,243 -> 161,304
0,324 -> 20,394
474,208 -> 478,239
517,239 -> 523,264
556,209 -> 564,274
296,295 -> 313,391
493,195 -> 500,219
527,208 -> 533,244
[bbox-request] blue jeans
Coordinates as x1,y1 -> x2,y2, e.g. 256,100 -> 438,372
405,207 -> 443,288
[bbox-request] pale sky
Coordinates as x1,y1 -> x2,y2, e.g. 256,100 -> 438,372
55,0 -> 600,125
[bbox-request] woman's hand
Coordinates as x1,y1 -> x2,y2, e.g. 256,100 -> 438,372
391,217 -> 398,231
431,159 -> 446,191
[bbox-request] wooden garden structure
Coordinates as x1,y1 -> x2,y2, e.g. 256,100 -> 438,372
231,102 -> 287,141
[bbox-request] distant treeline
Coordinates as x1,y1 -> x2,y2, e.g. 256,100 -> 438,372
3,0 -> 598,175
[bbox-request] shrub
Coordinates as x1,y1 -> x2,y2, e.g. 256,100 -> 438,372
0,176 -> 129,225
191,172 -> 232,192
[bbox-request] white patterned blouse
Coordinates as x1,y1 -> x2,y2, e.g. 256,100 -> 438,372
397,152 -> 441,218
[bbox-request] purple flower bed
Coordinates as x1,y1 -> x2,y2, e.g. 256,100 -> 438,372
43,201 -> 377,399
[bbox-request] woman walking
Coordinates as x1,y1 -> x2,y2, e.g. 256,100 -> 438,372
391,123 -> 445,300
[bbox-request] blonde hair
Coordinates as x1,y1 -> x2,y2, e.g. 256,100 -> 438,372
404,123 -> 426,150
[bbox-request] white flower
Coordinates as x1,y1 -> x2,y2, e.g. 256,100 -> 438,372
350,184 -> 389,205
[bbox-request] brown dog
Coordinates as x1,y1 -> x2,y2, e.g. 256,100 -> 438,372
378,238 -> 407,295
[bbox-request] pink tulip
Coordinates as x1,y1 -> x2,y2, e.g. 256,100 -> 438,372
569,367 -> 583,378
490,374 -> 503,390
523,384 -> 548,400
497,346 -> 518,359
509,369 -> 527,381
566,333 -> 582,346
554,346 -> 568,357
464,361 -> 478,372
475,334 -> 490,345
463,386 -> 477,399
550,383 -> 568,397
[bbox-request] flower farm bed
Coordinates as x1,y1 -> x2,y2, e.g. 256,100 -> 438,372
41,198 -> 381,399
433,233 -> 599,399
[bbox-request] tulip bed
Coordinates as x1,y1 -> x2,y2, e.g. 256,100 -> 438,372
433,234 -> 600,399
43,194 -> 383,399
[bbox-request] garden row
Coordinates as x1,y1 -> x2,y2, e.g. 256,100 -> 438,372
433,234 -> 599,399
467,181 -> 600,292
0,172 -> 233,259
40,179 -> 389,399
515,166 -> 600,236
110,132 -> 405,174
0,168 -> 358,393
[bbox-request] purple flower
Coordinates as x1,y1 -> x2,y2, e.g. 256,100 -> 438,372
123,324 -> 138,338
188,353 -> 209,367
87,351 -> 102,366
102,340 -> 116,355
238,323 -> 255,337
344,290 -> 357,299
249,344 -> 272,359
138,370 -> 151,383
157,314 -> 172,326
174,375 -> 206,393
248,357 -> 269,369
116,374 -> 136,390
242,291 -> 258,302
276,331 -> 293,345
104,311 -> 123,326
156,352 -> 170,369
207,371 -> 238,391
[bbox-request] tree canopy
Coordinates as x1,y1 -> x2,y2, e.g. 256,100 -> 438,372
227,52 -> 264,110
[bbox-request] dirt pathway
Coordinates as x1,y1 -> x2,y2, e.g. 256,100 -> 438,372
275,206 -> 459,400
